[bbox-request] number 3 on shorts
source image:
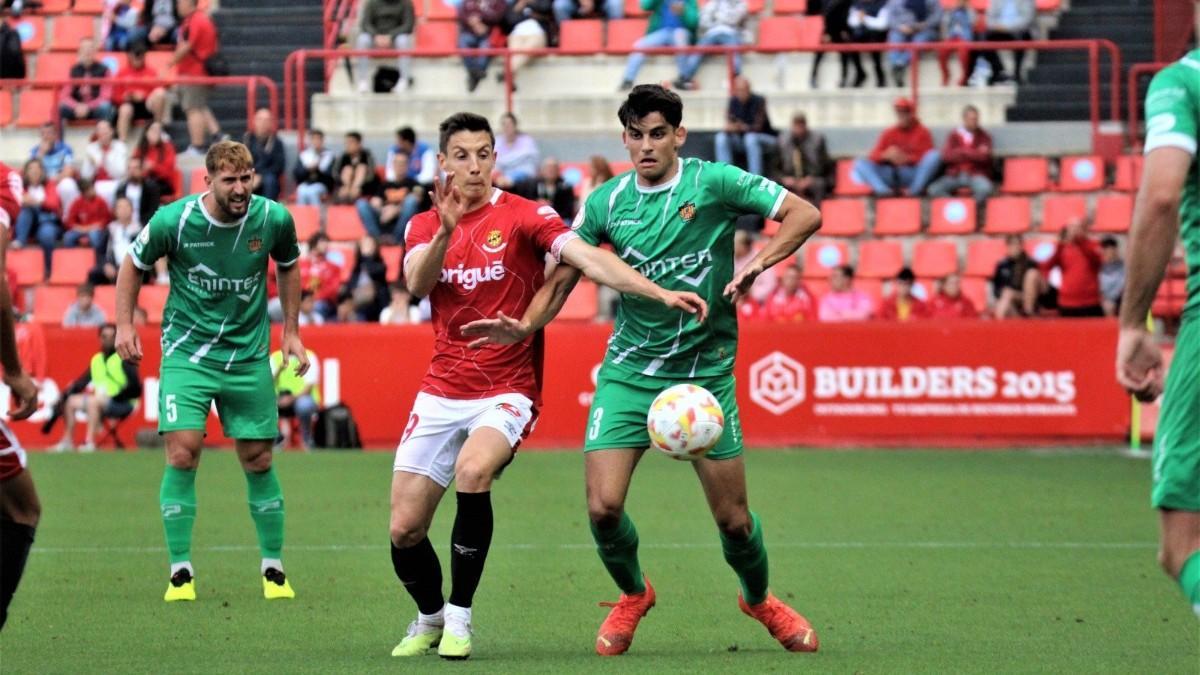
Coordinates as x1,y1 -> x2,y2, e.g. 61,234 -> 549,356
588,407 -> 604,441
165,394 -> 178,423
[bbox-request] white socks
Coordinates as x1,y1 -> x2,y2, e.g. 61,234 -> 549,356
444,603 -> 472,637
170,561 -> 194,576
261,558 -> 283,575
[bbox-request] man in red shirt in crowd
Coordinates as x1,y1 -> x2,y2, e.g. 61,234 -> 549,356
299,232 -> 343,320
1041,216 -> 1104,317
926,273 -> 978,319
926,105 -> 995,203
762,264 -> 816,322
878,267 -> 926,321
114,43 -> 168,143
852,98 -> 940,197
169,0 -> 221,155
63,178 -> 112,268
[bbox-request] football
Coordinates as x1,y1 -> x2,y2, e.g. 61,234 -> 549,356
647,384 -> 726,460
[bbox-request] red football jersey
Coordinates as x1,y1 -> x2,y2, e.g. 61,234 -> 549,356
0,163 -> 22,229
404,188 -> 576,403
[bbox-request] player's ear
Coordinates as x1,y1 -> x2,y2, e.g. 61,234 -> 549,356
674,125 -> 687,149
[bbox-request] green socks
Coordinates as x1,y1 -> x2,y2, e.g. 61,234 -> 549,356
1178,549 -> 1200,617
721,511 -> 769,606
245,467 -> 285,561
590,512 -> 646,595
160,466 -> 197,566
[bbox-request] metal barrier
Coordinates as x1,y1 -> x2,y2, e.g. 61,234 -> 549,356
1126,61 -> 1170,148
284,39 -> 1121,150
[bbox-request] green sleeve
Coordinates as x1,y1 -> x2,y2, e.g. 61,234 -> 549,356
1144,64 -> 1198,156
270,203 -> 301,267
683,0 -> 699,32
571,190 -> 607,246
712,162 -> 787,220
128,209 -> 173,270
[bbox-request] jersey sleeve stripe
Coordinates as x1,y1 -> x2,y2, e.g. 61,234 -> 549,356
276,255 -> 299,268
403,243 -> 430,269
767,187 -> 787,221
549,231 -> 578,263
129,251 -> 153,271
1144,132 -> 1198,156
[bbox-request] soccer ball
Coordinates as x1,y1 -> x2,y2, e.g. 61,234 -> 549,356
647,384 -> 725,461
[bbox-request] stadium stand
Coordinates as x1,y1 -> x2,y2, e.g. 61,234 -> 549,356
912,239 -> 960,278
871,198 -> 921,236
1040,193 -> 1088,233
1092,193 -> 1133,233
819,200 -> 867,237
928,198 -> 976,235
964,238 -> 1008,279
983,196 -> 1032,235
803,240 -> 850,279
856,240 -> 904,280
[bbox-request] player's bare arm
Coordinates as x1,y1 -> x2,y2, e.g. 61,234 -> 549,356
558,238 -> 707,320
0,225 -> 35,420
276,257 -> 310,377
725,193 -> 821,302
114,256 -> 145,365
1116,146 -> 1190,402
461,263 -> 584,348
405,173 -> 465,297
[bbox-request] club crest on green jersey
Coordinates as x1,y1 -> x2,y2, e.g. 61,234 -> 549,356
678,201 -> 697,222
248,236 -> 263,253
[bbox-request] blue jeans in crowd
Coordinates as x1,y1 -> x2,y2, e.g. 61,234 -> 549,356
293,394 -> 318,447
852,150 -> 942,196
622,28 -> 690,85
356,195 -> 421,240
458,31 -> 491,75
15,207 -> 61,280
678,29 -> 741,81
715,131 -> 774,177
552,0 -> 623,20
887,26 -> 939,68
295,182 -> 327,206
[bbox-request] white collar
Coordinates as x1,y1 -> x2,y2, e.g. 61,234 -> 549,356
197,192 -> 252,229
635,158 -> 683,194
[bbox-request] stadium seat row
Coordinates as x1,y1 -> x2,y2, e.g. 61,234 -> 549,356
835,155 -> 1142,198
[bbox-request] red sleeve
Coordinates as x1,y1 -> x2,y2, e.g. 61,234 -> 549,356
959,297 -> 977,318
43,181 -> 61,216
1078,239 -> 1102,268
58,84 -> 80,108
941,132 -> 965,164
319,265 -> 341,301
192,15 -> 217,60
403,211 -> 438,268
911,125 -> 934,158
869,129 -> 895,163
1039,244 -> 1063,275
962,129 -> 992,162
801,294 -> 817,322
878,297 -> 896,320
64,199 -> 82,229
520,199 -> 575,262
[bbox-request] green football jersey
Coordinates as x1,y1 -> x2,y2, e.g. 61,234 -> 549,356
573,158 -> 786,378
129,193 -> 300,369
1144,50 -> 1200,318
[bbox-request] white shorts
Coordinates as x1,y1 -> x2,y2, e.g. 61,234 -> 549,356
0,420 -> 28,481
393,392 -> 536,488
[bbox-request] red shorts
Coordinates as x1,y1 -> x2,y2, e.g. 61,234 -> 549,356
0,420 -> 27,481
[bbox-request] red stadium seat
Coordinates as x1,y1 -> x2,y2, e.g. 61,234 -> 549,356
762,219 -> 781,236
802,239 -> 850,278
1001,157 -> 1049,194
1152,279 -> 1188,319
857,240 -> 904,279
33,51 -> 75,81
624,0 -> 649,17
928,197 -> 977,235
818,199 -> 866,237
757,17 -> 805,50
188,167 -> 206,194
381,245 -> 403,283
15,89 -> 55,128
871,198 -> 921,236
1024,236 -> 1058,264
982,196 -> 1031,234
833,158 -> 872,196
32,285 -> 75,323
965,238 -> 1007,278
144,50 -> 174,74
1040,194 -> 1087,233
37,0 -> 71,12
1113,154 -> 1143,192
558,20 -> 603,54
0,89 -> 11,127
560,279 -> 599,320
426,0 -> 457,20
1035,0 -> 1061,11
50,15 -> 97,51
13,17 -> 45,52
607,19 -> 648,50
326,242 -> 357,283
610,161 -> 634,175
1092,193 -> 1133,233
960,277 -> 989,312
91,284 -> 117,318
912,239 -> 959,278
415,21 -> 458,52
856,278 -> 883,307
71,0 -> 106,13
559,161 -> 591,196
291,205 -> 321,243
326,205 -> 366,241
141,284 -> 169,324
8,249 -> 43,286
1057,155 -> 1105,192
773,0 -> 808,13
47,248 -> 94,286
799,16 -> 824,47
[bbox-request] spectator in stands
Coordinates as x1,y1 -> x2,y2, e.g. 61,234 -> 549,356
0,18 -> 26,80
458,0 -> 508,93
357,151 -> 423,241
618,0 -> 699,91
30,123 -> 75,183
776,112 -> 832,204
852,97 -> 939,196
580,155 -> 615,201
271,346 -> 320,449
500,0 -> 558,89
81,120 -> 129,204
732,228 -> 775,304
335,131 -> 378,204
927,272 -> 978,318
763,264 -> 817,322
300,233 -> 343,320
58,38 -> 115,131
674,0 -> 747,91
819,265 -> 874,321
878,267 -> 926,321
90,196 -> 140,285
62,284 -> 108,328
715,76 -> 776,178
926,104 -> 994,202
380,284 -> 420,324
938,0 -> 974,86
354,0 -> 416,93
1040,216 -> 1103,317
297,290 -> 325,326
884,0 -> 941,86
294,129 -> 337,206
114,156 -> 162,227
811,0 -> 864,88
340,236 -> 390,322
63,178 -> 113,269
848,0 -> 890,88
494,113 -> 542,187
1099,236 -> 1125,317
992,234 -> 1052,318
133,0 -> 181,47
242,108 -> 285,201
515,158 -> 576,219
554,0 -> 622,20
114,43 -> 168,143
172,0 -> 222,155
103,0 -> 142,51
14,159 -> 63,280
52,324 -> 140,452
386,126 -> 438,185
133,121 -> 178,200
972,0 -> 1034,84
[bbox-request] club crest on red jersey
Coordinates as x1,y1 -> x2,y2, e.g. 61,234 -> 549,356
483,229 -> 506,253
678,201 -> 697,222
248,236 -> 263,253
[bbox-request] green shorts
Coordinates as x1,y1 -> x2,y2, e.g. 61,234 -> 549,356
1152,319 -> 1200,511
583,367 -> 744,460
159,359 -> 277,440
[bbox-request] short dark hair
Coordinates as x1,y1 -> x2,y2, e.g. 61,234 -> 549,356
1100,236 -> 1119,248
838,265 -> 855,278
438,112 -> 494,154
300,290 -> 314,301
397,127 -> 416,144
308,232 -> 329,249
77,283 -> 94,297
618,84 -> 683,129
129,40 -> 148,57
344,131 -> 363,143
897,267 -> 915,282
99,322 -> 116,335
310,128 -> 324,139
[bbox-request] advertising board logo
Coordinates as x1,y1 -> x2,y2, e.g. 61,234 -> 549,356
749,351 -> 805,415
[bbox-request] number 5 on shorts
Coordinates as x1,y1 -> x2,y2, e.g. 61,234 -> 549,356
165,394 -> 177,423
588,407 -> 604,441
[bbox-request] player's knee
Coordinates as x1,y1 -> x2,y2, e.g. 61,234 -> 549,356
716,511 -> 752,539
454,460 -> 495,492
165,445 -> 200,471
240,450 -> 273,474
587,497 -> 624,529
390,521 -> 428,548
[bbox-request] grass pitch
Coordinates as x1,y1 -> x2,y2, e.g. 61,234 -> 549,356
1,448 -> 1197,674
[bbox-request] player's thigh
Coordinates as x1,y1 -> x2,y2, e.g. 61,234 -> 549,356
692,454 -> 751,535
585,449 -> 645,523
159,364 -> 219,434
215,360 -> 278,441
235,438 -> 275,473
456,393 -> 536,491
164,430 -> 205,469
390,470 -> 446,546
584,371 -> 656,453
0,432 -> 39,528
394,393 -> 472,490
1152,320 -> 1200,513
702,374 -> 745,461
1159,509 -> 1200,576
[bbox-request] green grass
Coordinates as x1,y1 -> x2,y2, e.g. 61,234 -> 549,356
2,449 -> 1197,674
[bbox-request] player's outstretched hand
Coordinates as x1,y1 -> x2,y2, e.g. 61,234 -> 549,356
3,371 -> 38,421
724,261 -> 764,303
282,333 -> 311,377
1116,327 -> 1163,403
461,311 -> 532,349
115,323 -> 142,365
433,172 -> 466,235
661,291 -> 707,323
